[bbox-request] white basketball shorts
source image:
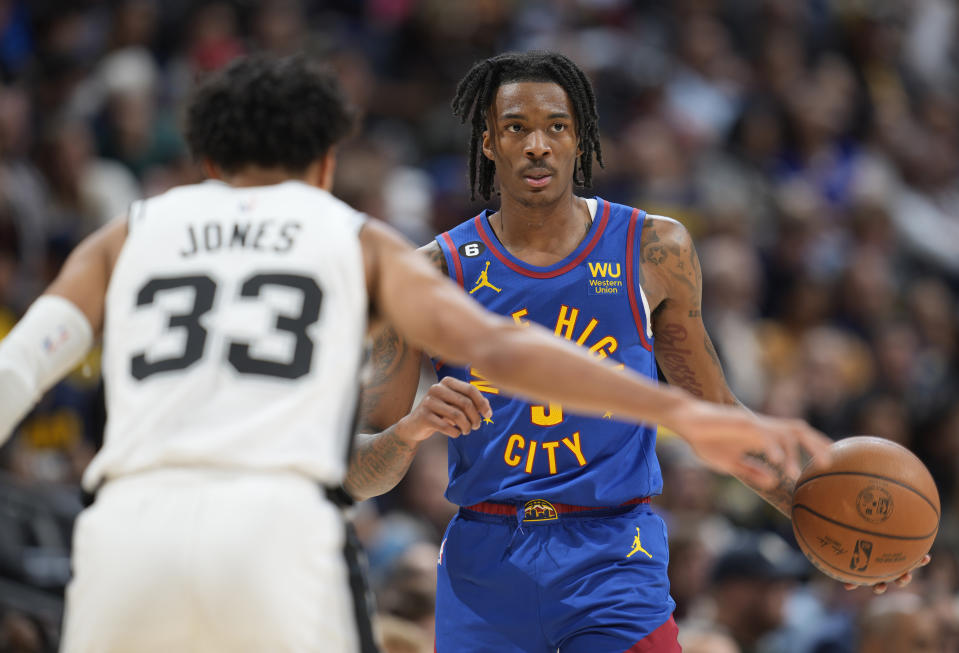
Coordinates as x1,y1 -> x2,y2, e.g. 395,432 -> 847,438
60,469 -> 362,653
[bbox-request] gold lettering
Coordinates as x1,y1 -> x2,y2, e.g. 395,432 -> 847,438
554,305 -> 579,340
588,336 -> 618,360
530,402 -> 563,426
575,318 -> 599,346
512,308 -> 530,327
542,441 -> 560,474
525,440 -> 538,473
504,434 -> 524,466
562,431 -> 587,467
608,263 -> 621,278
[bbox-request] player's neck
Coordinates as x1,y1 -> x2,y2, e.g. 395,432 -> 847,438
211,159 -> 331,190
220,169 -> 306,188
491,193 -> 591,263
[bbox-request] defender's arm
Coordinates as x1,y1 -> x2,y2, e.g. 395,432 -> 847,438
642,216 -> 796,515
0,219 -> 126,441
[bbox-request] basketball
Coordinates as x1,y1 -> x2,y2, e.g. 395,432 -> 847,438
791,436 -> 940,585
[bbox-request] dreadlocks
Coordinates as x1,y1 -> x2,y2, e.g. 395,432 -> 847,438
451,51 -> 604,201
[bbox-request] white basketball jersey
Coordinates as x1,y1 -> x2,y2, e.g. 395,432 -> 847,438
84,180 -> 368,491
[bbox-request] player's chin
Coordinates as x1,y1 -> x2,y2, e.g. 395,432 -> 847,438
517,187 -> 561,207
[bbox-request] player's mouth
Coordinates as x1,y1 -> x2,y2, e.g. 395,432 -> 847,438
523,168 -> 554,188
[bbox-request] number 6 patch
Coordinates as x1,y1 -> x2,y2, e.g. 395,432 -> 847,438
458,241 -> 486,258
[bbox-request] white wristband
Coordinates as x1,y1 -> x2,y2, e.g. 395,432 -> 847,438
0,295 -> 94,442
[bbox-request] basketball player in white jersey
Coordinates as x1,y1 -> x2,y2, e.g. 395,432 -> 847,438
0,55 -> 830,653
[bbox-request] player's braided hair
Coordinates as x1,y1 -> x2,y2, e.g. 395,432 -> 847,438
451,51 -> 604,201
186,54 -> 355,174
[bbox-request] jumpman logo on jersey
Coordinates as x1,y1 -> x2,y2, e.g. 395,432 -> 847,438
626,527 -> 653,558
469,261 -> 501,294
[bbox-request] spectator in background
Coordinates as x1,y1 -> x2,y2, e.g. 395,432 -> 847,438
35,116 -> 140,238
679,625 -> 741,653
93,48 -> 185,185
857,593 -> 940,653
686,534 -> 807,653
0,208 -> 18,335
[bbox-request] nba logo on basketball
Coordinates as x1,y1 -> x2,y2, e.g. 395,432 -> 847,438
856,485 -> 894,523
850,539 -> 873,571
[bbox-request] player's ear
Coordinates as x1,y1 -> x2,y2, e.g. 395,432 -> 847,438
481,128 -> 495,161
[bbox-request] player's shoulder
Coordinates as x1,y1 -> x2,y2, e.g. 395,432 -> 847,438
641,214 -> 693,248
424,212 -> 482,274
417,240 -> 448,275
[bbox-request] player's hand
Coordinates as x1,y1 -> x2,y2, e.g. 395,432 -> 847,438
669,401 -> 832,489
843,554 -> 931,594
393,376 -> 492,444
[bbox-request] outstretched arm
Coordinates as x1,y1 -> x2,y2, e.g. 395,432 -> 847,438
641,216 -> 799,515
359,220 -> 830,493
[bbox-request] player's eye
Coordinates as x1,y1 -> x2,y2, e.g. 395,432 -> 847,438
551,123 -> 567,132
506,123 -> 523,133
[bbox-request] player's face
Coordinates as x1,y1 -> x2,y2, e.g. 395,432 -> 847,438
482,81 -> 581,208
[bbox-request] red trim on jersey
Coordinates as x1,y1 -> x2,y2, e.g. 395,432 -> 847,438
624,615 -> 681,652
625,209 -> 653,352
439,231 -> 465,288
473,199 -> 611,279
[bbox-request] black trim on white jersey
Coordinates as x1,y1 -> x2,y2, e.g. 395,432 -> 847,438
325,487 -> 380,653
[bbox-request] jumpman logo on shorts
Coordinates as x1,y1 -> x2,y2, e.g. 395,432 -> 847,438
469,261 -> 501,294
626,527 -> 652,558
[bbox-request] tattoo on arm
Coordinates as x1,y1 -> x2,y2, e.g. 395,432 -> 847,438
347,241 -> 447,501
742,451 -> 797,517
655,322 -> 705,397
357,327 -> 407,431
640,224 -> 698,294
347,328 -> 420,500
423,241 -> 449,275
344,428 -> 417,501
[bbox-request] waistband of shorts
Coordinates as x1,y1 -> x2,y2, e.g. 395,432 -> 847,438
84,467 -> 352,508
460,496 -> 651,522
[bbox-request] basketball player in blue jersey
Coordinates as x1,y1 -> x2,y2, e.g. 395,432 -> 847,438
345,51 -> 926,652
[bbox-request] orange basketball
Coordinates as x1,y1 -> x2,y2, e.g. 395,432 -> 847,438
791,436 -> 940,585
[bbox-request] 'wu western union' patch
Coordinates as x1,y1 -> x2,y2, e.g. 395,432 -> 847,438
587,261 -> 622,295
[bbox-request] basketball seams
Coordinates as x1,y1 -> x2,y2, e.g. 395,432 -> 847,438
791,504 -> 939,541
794,471 -> 940,518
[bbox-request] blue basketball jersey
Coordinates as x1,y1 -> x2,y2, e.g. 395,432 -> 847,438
434,197 -> 662,507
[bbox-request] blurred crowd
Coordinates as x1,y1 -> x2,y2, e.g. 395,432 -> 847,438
0,0 -> 958,652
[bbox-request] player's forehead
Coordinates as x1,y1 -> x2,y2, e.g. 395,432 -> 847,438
490,81 -> 574,122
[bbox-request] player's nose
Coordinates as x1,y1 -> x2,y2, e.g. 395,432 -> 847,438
524,129 -> 551,158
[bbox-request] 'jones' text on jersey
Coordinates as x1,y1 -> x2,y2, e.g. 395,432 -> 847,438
85,180 -> 367,492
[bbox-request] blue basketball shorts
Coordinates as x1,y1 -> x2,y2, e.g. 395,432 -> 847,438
435,501 -> 678,653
